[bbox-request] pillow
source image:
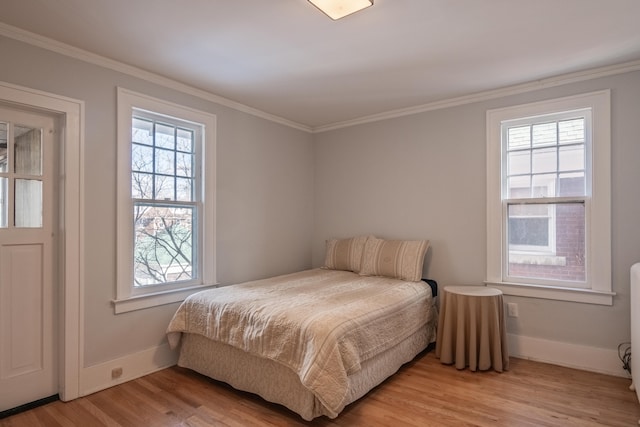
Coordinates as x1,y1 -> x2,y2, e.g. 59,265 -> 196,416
323,235 -> 371,273
359,238 -> 430,282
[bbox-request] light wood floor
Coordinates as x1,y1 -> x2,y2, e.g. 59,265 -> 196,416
2,350 -> 639,426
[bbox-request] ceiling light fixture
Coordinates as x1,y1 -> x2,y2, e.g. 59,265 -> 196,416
308,0 -> 373,20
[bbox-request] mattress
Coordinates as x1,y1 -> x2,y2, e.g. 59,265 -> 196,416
166,268 -> 437,419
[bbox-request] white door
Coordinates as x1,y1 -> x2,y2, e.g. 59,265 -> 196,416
0,105 -> 57,411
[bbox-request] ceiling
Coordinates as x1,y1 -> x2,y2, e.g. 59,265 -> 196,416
2,0 -> 640,130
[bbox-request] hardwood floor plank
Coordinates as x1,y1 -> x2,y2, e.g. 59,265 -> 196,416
1,351 -> 638,426
43,402 -> 98,427
75,398 -> 121,427
0,411 -> 44,427
88,390 -> 147,427
31,406 -> 65,427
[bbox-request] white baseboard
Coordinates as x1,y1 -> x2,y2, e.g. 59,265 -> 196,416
75,335 -> 628,399
508,333 -> 630,378
80,342 -> 178,396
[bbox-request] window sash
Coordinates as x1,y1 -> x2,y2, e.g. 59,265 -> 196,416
502,198 -> 587,288
501,109 -> 591,201
133,200 -> 199,290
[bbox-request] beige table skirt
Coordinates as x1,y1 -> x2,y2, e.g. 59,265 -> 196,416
435,286 -> 509,372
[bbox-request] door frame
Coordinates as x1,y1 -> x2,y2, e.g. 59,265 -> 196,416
0,81 -> 83,402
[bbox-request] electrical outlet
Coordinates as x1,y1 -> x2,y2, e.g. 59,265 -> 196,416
507,303 -> 519,317
111,367 -> 123,379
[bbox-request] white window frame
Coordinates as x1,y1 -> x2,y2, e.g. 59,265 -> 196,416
114,88 -> 216,313
486,91 -> 613,305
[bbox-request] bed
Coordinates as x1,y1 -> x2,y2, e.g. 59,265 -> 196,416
166,237 -> 436,420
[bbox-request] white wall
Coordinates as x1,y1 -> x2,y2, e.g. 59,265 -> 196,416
313,70 -> 640,372
0,36 -> 315,372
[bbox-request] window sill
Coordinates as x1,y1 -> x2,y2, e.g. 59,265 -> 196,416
484,280 -> 614,305
112,283 -> 218,314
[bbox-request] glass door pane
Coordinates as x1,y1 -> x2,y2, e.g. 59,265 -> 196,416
15,179 -> 42,228
14,125 -> 42,176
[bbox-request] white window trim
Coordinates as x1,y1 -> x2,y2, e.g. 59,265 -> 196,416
486,90 -> 613,305
114,88 -> 217,313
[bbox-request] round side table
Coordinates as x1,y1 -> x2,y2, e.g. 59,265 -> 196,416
435,285 -> 509,372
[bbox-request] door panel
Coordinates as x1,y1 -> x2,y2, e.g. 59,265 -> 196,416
0,105 -> 57,412
1,244 -> 44,377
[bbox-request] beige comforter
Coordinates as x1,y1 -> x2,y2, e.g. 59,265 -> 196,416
166,268 -> 436,417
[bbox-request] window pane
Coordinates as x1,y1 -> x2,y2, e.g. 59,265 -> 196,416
0,177 -> 6,228
177,128 -> 193,152
132,172 -> 153,199
176,152 -> 193,177
559,118 -> 584,145
0,122 -> 7,173
133,204 -> 195,286
507,175 -> 530,198
508,202 -> 585,282
532,122 -> 557,147
132,117 -> 153,145
155,148 -> 175,176
176,177 -> 193,202
558,172 -> 585,197
132,144 -> 153,173
508,150 -> 530,175
15,179 -> 42,228
155,123 -> 175,149
532,174 -> 556,197
532,147 -> 557,174
155,175 -> 175,200
559,145 -> 584,172
14,125 -> 42,176
507,126 -> 530,150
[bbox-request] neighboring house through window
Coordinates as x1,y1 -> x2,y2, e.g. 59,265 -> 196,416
486,91 -> 613,305
115,88 -> 216,313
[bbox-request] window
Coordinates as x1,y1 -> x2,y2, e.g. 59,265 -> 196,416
486,91 -> 613,305
504,114 -> 586,279
131,114 -> 198,286
115,88 -> 216,313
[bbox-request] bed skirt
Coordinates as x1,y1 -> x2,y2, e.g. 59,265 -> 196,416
177,325 -> 434,420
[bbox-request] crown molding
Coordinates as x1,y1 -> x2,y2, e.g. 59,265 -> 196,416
2,22 -> 638,135
312,59 -> 640,133
0,22 -> 312,133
